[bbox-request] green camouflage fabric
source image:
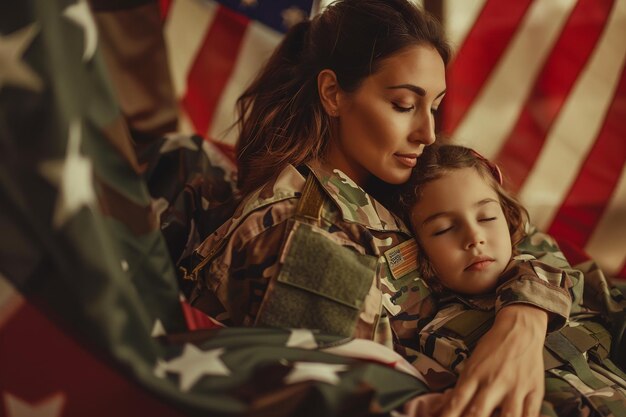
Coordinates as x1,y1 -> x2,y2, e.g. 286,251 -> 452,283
137,133 -> 238,297
189,163 -> 571,363
189,163 -> 412,345
418,256 -> 626,417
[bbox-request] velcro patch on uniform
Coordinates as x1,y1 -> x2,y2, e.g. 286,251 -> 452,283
384,239 -> 418,280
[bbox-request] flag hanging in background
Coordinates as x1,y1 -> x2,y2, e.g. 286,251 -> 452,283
162,0 -> 313,147
442,0 -> 626,280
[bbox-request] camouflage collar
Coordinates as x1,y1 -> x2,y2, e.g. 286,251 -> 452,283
307,163 -> 411,234
207,163 -> 410,248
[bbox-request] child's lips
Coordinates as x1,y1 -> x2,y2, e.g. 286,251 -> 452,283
465,256 -> 495,271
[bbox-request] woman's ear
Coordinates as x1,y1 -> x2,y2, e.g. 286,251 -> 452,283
317,69 -> 341,117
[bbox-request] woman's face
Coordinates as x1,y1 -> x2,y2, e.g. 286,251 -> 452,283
410,167 -> 513,295
327,44 -> 446,186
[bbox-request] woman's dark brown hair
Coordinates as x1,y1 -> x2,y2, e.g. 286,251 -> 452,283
394,143 -> 529,288
235,0 -> 451,195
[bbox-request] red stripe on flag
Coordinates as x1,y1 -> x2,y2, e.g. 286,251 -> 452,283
548,62 -> 626,248
159,0 -> 173,19
0,300 -> 185,416
181,6 -> 249,135
443,0 -> 533,134
495,0 -> 614,192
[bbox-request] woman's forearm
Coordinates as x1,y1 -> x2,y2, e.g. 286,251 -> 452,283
440,304 -> 547,417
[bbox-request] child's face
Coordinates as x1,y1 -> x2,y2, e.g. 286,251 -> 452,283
410,167 -> 513,295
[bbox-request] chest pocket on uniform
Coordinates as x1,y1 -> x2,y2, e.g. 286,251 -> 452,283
438,309 -> 495,351
256,222 -> 377,337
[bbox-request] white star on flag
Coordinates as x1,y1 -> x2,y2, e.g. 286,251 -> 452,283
285,329 -> 318,349
3,392 -> 65,417
284,362 -> 348,386
154,344 -> 230,391
63,0 -> 97,61
151,319 -> 167,337
159,133 -> 199,154
0,23 -> 43,92
39,120 -> 96,229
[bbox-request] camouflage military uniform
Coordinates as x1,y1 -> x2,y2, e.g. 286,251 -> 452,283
418,253 -> 626,416
187,163 -> 571,354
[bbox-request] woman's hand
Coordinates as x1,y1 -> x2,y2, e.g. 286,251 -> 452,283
440,304 -> 548,417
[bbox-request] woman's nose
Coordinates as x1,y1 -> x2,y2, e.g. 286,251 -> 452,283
409,109 -> 436,145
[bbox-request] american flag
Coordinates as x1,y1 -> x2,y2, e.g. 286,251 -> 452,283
1,0 -> 433,415
164,0 -> 626,280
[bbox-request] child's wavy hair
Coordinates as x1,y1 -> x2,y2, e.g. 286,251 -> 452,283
394,143 -> 529,290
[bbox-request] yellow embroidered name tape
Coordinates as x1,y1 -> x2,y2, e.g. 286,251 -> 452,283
384,239 -> 418,280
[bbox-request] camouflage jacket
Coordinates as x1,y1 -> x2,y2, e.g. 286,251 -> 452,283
417,256 -> 626,416
418,255 -> 574,374
188,163 -> 572,351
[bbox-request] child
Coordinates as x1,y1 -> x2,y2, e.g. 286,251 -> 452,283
396,143 -> 626,417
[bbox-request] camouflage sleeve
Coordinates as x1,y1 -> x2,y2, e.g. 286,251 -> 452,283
516,224 -> 586,305
191,200 -> 296,325
495,255 -> 572,332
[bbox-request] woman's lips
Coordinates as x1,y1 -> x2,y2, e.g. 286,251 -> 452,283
394,153 -> 418,167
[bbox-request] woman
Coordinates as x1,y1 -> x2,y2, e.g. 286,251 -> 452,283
186,1 -> 569,416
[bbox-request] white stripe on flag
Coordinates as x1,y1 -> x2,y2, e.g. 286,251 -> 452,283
209,20 -> 281,144
164,0 -> 218,98
519,1 -> 626,230
178,109 -> 196,135
454,0 -> 577,158
443,0 -> 488,52
585,164 -> 626,276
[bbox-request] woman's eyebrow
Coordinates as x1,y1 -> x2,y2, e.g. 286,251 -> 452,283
386,85 -> 447,99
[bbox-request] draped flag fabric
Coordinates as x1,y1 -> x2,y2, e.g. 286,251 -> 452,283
163,0 -> 626,280
0,1 -> 437,415
441,0 -> 626,280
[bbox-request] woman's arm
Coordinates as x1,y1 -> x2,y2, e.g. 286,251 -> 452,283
441,304 -> 547,417
441,254 -> 575,417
